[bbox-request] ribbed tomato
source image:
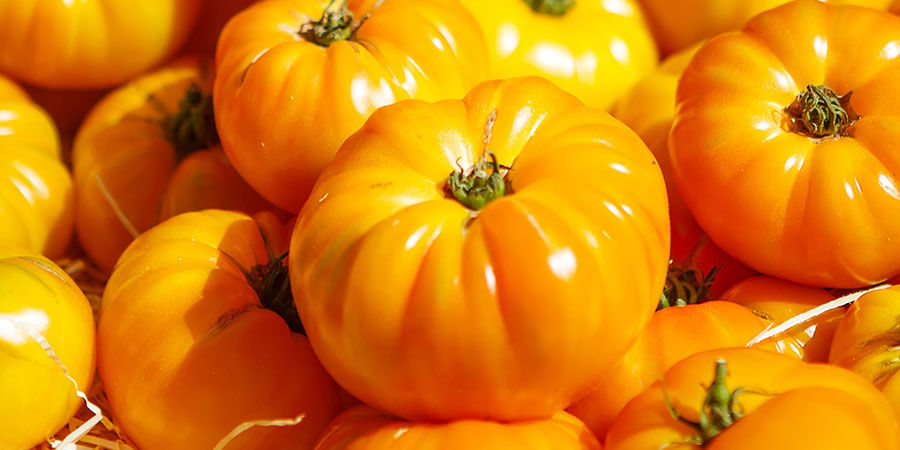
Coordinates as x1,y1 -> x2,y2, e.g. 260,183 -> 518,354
215,0 -> 489,212
291,77 -> 669,422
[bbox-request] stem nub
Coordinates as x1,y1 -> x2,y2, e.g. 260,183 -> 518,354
785,84 -> 859,139
658,263 -> 720,310
445,152 -> 509,210
524,0 -> 575,15
299,0 -> 358,47
663,359 -> 744,446
160,83 -> 219,160
246,253 -> 305,335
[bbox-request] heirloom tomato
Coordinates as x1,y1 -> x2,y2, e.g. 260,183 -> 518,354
0,75 -> 72,258
73,57 -> 277,274
670,0 -> 900,288
638,0 -> 893,56
829,284 -> 900,421
460,0 -> 657,110
612,44 -> 755,297
0,0 -> 202,89
606,348 -> 900,450
315,406 -> 601,450
215,0 -> 489,212
723,275 -> 840,362
291,77 -> 669,422
0,250 -> 95,450
98,210 -> 341,449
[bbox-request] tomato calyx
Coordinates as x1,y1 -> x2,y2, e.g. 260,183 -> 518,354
662,359 -> 744,446
785,84 -> 859,140
246,252 -> 305,335
159,83 -> 219,160
658,262 -> 720,310
524,0 -> 575,15
445,151 -> 510,210
299,0 -> 360,47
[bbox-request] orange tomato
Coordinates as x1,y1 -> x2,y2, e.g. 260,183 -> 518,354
612,44 -> 756,297
214,0 -> 489,212
638,0 -> 893,56
460,0 -> 657,110
606,348 -> 900,450
0,249 -> 95,450
315,406 -> 602,450
0,75 -> 72,258
73,57 -> 277,274
291,77 -> 669,422
98,210 -> 341,449
0,0 -> 202,89
830,284 -> 900,422
669,0 -> 900,288
723,275 -> 841,362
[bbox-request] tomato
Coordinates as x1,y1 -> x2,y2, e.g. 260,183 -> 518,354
181,0 -> 258,57
0,249 -> 95,450
0,0 -> 202,89
606,348 -> 900,450
215,0 -> 489,212
723,275 -> 841,362
315,406 -> 602,450
98,210 -> 341,449
460,0 -> 657,111
290,77 -> 669,422
669,1 -> 900,288
567,300 -> 778,440
0,75 -> 73,258
638,0 -> 893,56
73,57 -> 277,274
829,284 -> 900,422
612,44 -> 756,297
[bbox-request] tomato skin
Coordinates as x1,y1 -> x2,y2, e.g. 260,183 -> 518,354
98,210 -> 342,449
460,0 -> 657,111
639,0 -> 893,56
605,348 -> 900,450
73,57 -> 276,274
0,250 -> 95,450
0,1 -> 201,89
291,77 -> 669,422
315,406 -> 602,450
214,0 -> 489,213
0,75 -> 73,258
669,1 -> 900,288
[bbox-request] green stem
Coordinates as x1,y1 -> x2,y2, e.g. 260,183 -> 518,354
445,152 -> 509,210
785,84 -> 859,139
663,359 -> 743,446
246,252 -> 305,335
524,0 -> 575,15
657,263 -> 720,310
299,0 -> 358,47
160,83 -> 219,160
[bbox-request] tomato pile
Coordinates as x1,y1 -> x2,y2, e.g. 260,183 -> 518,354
5,0 -> 900,449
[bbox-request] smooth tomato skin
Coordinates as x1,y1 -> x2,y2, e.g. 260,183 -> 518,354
215,0 -> 489,212
669,1 -> 900,288
73,57 -> 276,273
0,75 -> 73,258
98,210 -> 342,450
0,0 -> 201,89
829,285 -> 900,422
567,301 -> 780,440
605,348 -> 900,450
0,250 -> 95,450
460,0 -> 657,110
723,275 -> 840,362
611,45 -> 755,297
315,406 -> 602,450
291,77 -> 669,422
639,0 -> 893,56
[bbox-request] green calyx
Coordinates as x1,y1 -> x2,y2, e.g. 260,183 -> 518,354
299,0 -> 358,47
524,0 -> 575,15
663,359 -> 744,446
445,152 -> 509,210
657,263 -> 720,310
160,83 -> 219,160
785,84 -> 859,139
246,252 -> 305,335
